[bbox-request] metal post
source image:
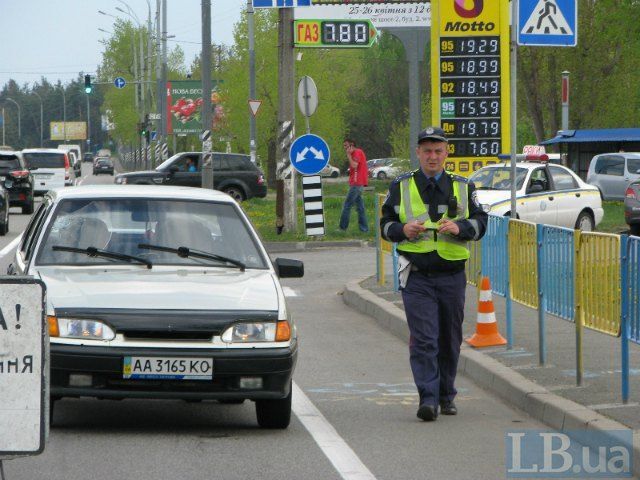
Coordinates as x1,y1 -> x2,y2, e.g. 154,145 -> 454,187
2,108 -> 5,145
156,0 -> 163,142
86,93 -> 91,153
248,0 -> 257,164
509,0 -> 518,219
6,97 -> 21,140
201,0 -> 213,189
561,71 -> 570,131
33,91 -> 43,147
536,224 -> 546,365
61,88 -> 67,143
621,234 -> 630,403
162,0 -> 168,142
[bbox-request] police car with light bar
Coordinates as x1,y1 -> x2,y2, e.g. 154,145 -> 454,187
468,154 -> 603,230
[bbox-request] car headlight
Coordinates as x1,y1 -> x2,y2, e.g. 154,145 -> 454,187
48,316 -> 116,341
221,320 -> 291,343
115,176 -> 126,184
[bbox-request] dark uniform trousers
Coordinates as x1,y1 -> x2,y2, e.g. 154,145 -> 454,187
401,268 -> 466,407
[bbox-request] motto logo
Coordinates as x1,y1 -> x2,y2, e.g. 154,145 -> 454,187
454,0 -> 483,18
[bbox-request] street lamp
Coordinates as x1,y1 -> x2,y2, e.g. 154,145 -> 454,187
33,91 -> 43,147
59,87 -> 67,144
5,97 -> 21,140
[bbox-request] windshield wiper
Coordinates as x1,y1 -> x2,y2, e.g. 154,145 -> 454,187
138,243 -> 245,271
52,245 -> 153,269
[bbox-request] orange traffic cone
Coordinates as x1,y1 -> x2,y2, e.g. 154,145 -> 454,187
465,276 -> 507,348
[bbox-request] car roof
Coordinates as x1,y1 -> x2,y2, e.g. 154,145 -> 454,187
22,148 -> 66,153
594,152 -> 640,158
478,161 -> 568,172
46,184 -> 237,204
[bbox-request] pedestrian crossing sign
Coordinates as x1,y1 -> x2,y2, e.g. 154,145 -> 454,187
252,0 -> 311,7
517,0 -> 577,46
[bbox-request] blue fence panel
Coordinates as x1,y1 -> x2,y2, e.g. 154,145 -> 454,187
627,236 -> 640,343
540,225 -> 575,321
481,215 -> 509,297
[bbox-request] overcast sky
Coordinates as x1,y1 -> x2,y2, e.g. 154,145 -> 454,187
0,0 -> 244,88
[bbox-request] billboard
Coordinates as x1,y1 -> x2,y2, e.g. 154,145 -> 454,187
166,80 -> 225,135
294,3 -> 430,28
311,0 -> 425,4
50,122 -> 87,141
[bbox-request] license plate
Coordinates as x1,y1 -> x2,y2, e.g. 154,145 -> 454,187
123,356 -> 213,380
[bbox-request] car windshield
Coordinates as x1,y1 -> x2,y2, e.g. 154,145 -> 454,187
0,156 -> 21,171
24,152 -> 66,168
469,167 -> 528,191
36,197 -> 267,268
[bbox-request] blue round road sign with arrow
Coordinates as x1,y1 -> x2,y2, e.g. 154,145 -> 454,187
114,77 -> 126,89
289,134 -> 330,175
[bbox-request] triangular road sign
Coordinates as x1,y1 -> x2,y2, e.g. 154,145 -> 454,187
522,0 -> 573,35
248,99 -> 262,117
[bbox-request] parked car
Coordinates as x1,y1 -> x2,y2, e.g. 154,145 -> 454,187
22,148 -> 70,195
469,159 -> 604,230
625,180 -> 640,236
369,158 -> 408,180
319,163 -> 340,178
0,150 -> 34,214
114,152 -> 267,202
93,157 -> 114,175
586,152 -> 640,200
7,185 -> 304,428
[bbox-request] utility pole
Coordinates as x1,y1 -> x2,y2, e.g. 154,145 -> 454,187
275,8 -> 296,233
248,0 -> 257,164
201,0 -> 214,189
161,0 -> 168,149
156,0 -> 163,143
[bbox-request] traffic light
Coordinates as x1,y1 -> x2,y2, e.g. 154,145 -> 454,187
84,74 -> 92,94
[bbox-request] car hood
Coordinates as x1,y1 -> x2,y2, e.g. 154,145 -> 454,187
37,267 -> 279,311
475,189 -> 516,206
116,170 -> 164,178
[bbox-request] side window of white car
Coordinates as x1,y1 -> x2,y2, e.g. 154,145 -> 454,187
549,166 -> 578,191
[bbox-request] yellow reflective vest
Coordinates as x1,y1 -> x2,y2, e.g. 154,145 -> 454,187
397,172 -> 470,261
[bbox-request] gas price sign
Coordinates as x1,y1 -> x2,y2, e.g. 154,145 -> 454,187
431,1 -> 510,176
294,19 -> 377,48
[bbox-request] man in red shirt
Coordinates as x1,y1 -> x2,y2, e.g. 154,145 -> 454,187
339,138 -> 369,232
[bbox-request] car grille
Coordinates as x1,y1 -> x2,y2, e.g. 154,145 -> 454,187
123,331 -> 213,341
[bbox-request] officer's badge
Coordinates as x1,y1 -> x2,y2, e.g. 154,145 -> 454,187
426,127 -> 434,134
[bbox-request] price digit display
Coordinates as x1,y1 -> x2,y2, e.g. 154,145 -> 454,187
294,20 -> 378,49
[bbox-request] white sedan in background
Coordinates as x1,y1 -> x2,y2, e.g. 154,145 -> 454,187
468,159 -> 603,231
319,164 -> 340,178
369,158 -> 409,180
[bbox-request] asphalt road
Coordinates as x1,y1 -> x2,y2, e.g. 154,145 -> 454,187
0,163 -> 551,480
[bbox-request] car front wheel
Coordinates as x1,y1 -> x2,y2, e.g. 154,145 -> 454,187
377,171 -> 387,180
575,211 -> 595,231
0,209 -> 9,236
630,224 -> 640,237
255,385 -> 292,429
330,171 -> 339,178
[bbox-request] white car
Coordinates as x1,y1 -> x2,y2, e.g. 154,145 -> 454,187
468,160 -> 604,230
319,163 -> 340,178
369,158 -> 408,180
9,185 -> 304,429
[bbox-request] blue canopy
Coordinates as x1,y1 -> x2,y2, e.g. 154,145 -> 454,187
540,128 -> 640,145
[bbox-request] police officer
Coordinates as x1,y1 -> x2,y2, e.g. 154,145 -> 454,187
380,126 -> 487,422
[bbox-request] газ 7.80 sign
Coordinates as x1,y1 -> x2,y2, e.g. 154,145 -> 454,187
431,0 -> 510,176
294,19 -> 377,48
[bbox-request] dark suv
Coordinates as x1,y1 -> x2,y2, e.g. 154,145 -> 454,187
114,152 -> 267,201
0,151 -> 34,214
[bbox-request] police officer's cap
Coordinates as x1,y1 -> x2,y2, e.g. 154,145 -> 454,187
417,126 -> 448,144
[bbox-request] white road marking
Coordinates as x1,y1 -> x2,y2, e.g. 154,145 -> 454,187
292,382 -> 377,480
0,234 -> 22,257
282,287 -> 298,297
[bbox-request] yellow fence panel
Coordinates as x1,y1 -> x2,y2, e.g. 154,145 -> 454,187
576,231 -> 621,336
378,194 -> 392,255
508,219 -> 538,309
466,239 -> 482,287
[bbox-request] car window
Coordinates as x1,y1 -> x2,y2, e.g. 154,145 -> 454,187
23,152 -> 66,168
626,158 -> 640,175
548,165 -> 578,191
0,156 -> 21,170
528,168 -> 550,192
594,156 -> 624,176
170,154 -> 199,172
22,203 -> 49,263
469,167 -> 528,191
36,198 -> 267,269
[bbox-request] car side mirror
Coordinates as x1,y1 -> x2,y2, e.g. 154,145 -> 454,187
274,258 -> 304,278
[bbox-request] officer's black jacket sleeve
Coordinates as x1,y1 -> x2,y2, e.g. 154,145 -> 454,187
380,177 -> 408,243
455,180 -> 488,241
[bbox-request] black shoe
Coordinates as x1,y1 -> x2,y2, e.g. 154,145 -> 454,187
440,400 -> 457,415
417,404 -> 438,422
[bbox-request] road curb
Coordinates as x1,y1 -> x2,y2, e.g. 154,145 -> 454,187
265,240 -> 370,253
343,278 -> 640,475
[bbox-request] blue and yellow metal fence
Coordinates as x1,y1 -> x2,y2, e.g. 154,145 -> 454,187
375,212 -> 640,403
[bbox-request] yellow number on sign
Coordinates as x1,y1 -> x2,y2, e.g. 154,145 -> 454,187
441,82 -> 454,94
441,40 -> 454,53
441,61 -> 454,73
448,144 -> 456,154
